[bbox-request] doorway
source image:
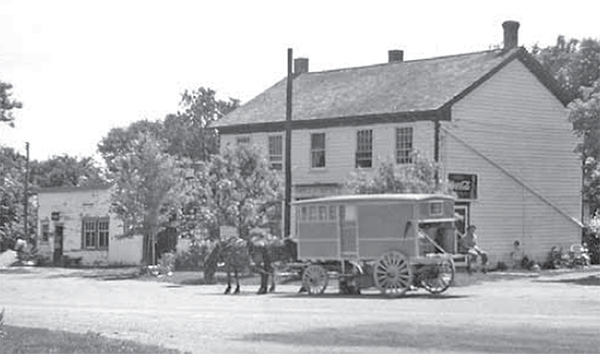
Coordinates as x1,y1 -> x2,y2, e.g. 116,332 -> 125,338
454,204 -> 470,236
53,225 -> 63,265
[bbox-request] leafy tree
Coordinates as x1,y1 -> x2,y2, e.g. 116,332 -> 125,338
569,84 -> 600,213
97,120 -> 164,170
0,80 -> 22,127
0,147 -> 35,250
346,152 -> 451,195
184,144 -> 282,241
533,37 -> 600,215
30,155 -> 107,188
533,37 -> 600,100
108,133 -> 184,265
163,87 -> 239,161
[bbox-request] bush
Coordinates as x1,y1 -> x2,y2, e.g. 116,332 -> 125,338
496,261 -> 508,271
174,239 -> 212,271
583,227 -> 599,264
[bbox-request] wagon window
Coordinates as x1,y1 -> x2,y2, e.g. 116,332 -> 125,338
309,206 -> 318,221
300,206 -> 307,221
318,206 -> 327,221
329,205 -> 337,220
429,202 -> 443,216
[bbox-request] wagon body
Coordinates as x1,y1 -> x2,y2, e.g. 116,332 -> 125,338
295,194 -> 456,261
293,194 -> 457,296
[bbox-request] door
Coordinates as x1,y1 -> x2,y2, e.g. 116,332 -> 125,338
454,204 -> 469,253
53,225 -> 63,265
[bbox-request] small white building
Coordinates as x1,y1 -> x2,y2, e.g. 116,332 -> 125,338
36,184 -> 143,266
212,21 -> 583,266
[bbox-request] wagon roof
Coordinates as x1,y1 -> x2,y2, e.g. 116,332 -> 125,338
293,193 -> 455,205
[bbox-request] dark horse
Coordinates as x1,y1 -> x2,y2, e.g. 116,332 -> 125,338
206,236 -> 297,295
251,237 -> 297,294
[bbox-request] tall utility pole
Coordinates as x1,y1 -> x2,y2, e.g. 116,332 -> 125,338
284,48 -> 293,238
24,142 -> 30,240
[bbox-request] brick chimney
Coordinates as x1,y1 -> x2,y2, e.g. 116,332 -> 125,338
388,49 -> 404,63
294,58 -> 309,75
502,20 -> 520,50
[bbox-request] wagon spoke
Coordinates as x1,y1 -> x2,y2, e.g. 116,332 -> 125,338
420,260 -> 455,295
302,265 -> 328,295
373,251 -> 413,297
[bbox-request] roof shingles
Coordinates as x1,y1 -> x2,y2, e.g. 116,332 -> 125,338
213,47 -> 565,131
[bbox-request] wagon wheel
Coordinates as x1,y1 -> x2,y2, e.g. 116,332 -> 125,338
373,251 -> 413,297
420,259 -> 455,294
302,265 -> 328,295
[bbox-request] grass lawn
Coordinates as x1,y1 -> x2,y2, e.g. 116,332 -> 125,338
0,325 -> 189,354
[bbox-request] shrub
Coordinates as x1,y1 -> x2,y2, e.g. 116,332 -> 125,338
496,261 -> 508,271
583,227 -> 599,264
174,239 -> 211,271
1,308 -> 5,338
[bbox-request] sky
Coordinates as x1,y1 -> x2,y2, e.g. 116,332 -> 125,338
1,0 -> 598,161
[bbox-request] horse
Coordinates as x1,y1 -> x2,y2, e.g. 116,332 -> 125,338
205,235 -> 298,295
250,237 -> 297,294
206,237 -> 252,294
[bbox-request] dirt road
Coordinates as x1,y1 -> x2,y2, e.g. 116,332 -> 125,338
1,267 -> 599,354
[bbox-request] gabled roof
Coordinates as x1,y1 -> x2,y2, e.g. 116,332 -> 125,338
213,47 -> 570,134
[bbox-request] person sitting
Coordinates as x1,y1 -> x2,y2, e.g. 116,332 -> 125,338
460,225 -> 488,273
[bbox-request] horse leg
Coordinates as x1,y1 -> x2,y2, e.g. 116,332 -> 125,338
224,270 -> 232,294
233,269 -> 240,294
268,270 -> 276,293
257,272 -> 267,294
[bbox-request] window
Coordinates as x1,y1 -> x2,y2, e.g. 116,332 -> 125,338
356,129 -> 373,168
396,127 -> 413,164
41,222 -> 49,242
328,205 -> 337,221
236,136 -> 250,145
310,133 -> 326,168
82,217 -> 109,249
429,202 -> 443,216
268,135 -> 283,170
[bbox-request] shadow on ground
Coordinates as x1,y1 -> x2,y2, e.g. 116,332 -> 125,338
535,274 -> 600,286
275,291 -> 470,300
239,322 -> 598,354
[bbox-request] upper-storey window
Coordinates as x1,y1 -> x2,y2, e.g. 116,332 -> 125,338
236,136 -> 250,145
311,133 -> 326,168
268,135 -> 283,171
396,127 -> 413,164
355,129 -> 373,168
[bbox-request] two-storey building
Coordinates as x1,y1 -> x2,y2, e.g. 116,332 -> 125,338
212,21 -> 582,265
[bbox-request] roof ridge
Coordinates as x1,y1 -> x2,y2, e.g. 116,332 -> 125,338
301,48 -> 506,76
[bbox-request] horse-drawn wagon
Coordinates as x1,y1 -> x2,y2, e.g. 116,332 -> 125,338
293,194 -> 458,296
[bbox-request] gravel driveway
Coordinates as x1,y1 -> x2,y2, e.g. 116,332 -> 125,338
1,266 -> 599,354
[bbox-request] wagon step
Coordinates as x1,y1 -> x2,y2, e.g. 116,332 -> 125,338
452,254 -> 469,268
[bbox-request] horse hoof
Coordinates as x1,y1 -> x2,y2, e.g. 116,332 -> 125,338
234,287 -> 240,294
224,287 -> 231,295
268,286 -> 276,293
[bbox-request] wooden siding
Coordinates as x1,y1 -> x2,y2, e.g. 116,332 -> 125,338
220,120 -> 435,188
443,59 -> 581,264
